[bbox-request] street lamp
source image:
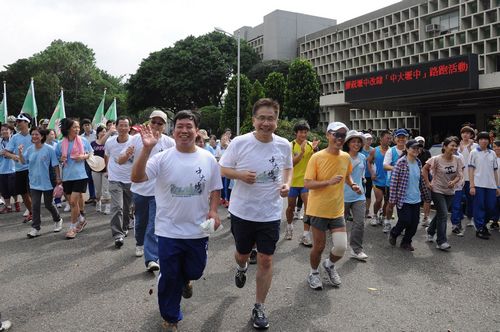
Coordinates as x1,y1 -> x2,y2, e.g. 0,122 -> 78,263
215,27 -> 241,136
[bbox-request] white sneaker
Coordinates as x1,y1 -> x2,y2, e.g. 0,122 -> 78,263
350,248 -> 368,261
56,203 -> 62,208
298,210 -> 304,220
0,319 -> 12,331
299,233 -> 313,247
426,234 -> 435,242
135,245 -> 144,257
370,218 -> 379,226
322,261 -> 341,286
436,242 -> 451,250
95,200 -> 102,212
307,272 -> 323,290
466,218 -> 475,227
23,209 -> 29,217
293,211 -> 299,220
147,261 -> 160,272
64,203 -> 71,212
54,218 -> 63,232
383,221 -> 392,233
27,228 -> 41,238
285,226 -> 293,240
103,204 -> 111,215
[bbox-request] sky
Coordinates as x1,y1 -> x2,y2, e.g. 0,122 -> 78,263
2,0 -> 400,78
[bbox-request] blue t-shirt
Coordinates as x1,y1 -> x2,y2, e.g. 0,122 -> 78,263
55,137 -> 92,181
23,144 -> 59,191
360,146 -> 373,178
344,153 -> 366,203
0,138 -> 15,174
6,132 -> 33,172
404,160 -> 421,204
205,144 -> 216,156
373,146 -> 387,187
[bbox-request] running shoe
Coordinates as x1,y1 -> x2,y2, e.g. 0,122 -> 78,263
75,218 -> 87,233
436,242 -> 451,250
0,319 -> 12,331
65,228 -> 77,239
285,227 -> 293,240
383,221 -> 392,233
135,246 -> 144,257
147,261 -> 160,272
370,218 -> 379,226
235,267 -> 247,288
299,233 -> 313,247
182,281 -> 193,299
350,249 -> 368,261
466,218 -> 475,227
54,218 -> 63,232
476,228 -> 490,240
23,208 -> 29,216
251,303 -> 269,330
115,237 -> 124,248
451,225 -> 464,237
64,203 -> 71,212
23,213 -> 32,223
27,228 -> 41,238
322,261 -> 341,286
426,233 -> 435,242
307,272 -> 323,290
95,200 -> 102,212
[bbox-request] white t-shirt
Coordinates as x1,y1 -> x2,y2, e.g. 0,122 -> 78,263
383,146 -> 404,184
454,152 -> 466,191
105,135 -> 133,183
459,141 -> 478,181
146,147 -> 222,239
468,148 -> 498,189
219,132 -> 293,222
123,134 -> 175,196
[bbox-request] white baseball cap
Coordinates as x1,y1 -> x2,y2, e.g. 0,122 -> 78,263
346,130 -> 366,144
415,136 -> 425,144
326,121 -> 348,133
363,133 -> 373,139
149,110 -> 168,123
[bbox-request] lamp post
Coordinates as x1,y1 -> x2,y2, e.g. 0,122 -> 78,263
215,27 -> 241,136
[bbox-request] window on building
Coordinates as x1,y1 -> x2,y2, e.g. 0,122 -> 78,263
430,10 -> 459,33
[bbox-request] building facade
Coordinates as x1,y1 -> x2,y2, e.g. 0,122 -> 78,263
297,0 -> 500,139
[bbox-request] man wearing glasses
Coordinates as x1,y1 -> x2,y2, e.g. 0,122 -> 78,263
118,110 -> 175,271
304,122 -> 361,290
220,98 -> 292,330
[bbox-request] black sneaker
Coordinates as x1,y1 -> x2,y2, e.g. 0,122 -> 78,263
235,267 -> 247,288
249,249 -> 257,265
476,228 -> 490,240
252,303 -> 269,329
114,237 -> 124,248
182,281 -> 193,299
483,227 -> 492,236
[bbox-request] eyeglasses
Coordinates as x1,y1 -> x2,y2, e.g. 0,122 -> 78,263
328,131 -> 347,139
150,120 -> 165,126
255,116 -> 277,122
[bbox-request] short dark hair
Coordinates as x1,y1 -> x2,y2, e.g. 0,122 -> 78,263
293,120 -> 310,133
493,140 -> 500,147
380,129 -> 392,137
30,127 -> 48,143
106,120 -> 115,126
174,110 -> 200,128
116,116 -> 131,126
96,125 -> 106,136
442,136 -> 459,153
476,131 -> 489,141
1,123 -> 13,131
252,98 -> 279,117
81,118 -> 92,126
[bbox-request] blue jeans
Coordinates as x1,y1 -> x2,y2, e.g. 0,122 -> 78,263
473,187 -> 497,229
391,203 -> 420,245
427,192 -> 453,245
463,181 -> 474,219
133,193 -> 158,266
450,190 -> 463,226
158,236 -> 208,324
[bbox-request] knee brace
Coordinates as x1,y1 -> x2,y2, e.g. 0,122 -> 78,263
330,232 -> 347,257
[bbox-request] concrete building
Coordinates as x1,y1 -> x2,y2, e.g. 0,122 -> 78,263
235,10 -> 336,61
297,0 -> 500,140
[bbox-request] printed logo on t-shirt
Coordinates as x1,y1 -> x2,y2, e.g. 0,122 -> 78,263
255,156 -> 280,183
170,167 -> 206,197
444,165 -> 456,174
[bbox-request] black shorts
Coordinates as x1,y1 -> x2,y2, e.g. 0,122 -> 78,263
230,214 -> 280,256
364,177 -> 373,199
63,179 -> 88,195
374,185 -> 390,200
14,170 -> 29,195
0,173 -> 16,198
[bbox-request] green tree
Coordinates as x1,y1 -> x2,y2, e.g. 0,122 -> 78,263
127,32 -> 260,113
248,79 -> 265,116
0,40 -> 125,120
220,74 -> 251,133
199,105 -> 222,136
263,72 -> 286,115
247,60 -> 290,83
284,59 -> 321,128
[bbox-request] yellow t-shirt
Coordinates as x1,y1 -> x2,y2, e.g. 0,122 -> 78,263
304,150 -> 353,219
291,140 -> 314,187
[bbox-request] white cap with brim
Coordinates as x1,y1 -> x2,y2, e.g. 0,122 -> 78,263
346,130 -> 366,144
326,121 -> 348,133
415,136 -> 425,144
16,113 -> 32,124
86,155 -> 106,172
363,133 -> 373,139
149,110 -> 168,123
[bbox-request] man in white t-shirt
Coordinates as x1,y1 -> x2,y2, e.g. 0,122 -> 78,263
382,128 -> 408,233
104,116 -> 133,248
119,110 -> 175,272
220,98 -> 293,330
131,110 -> 221,331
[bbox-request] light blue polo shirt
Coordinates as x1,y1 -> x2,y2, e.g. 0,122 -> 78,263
23,144 -> 59,191
55,137 -> 92,181
0,138 -> 15,174
6,132 -> 33,172
344,153 -> 366,203
404,160 -> 421,204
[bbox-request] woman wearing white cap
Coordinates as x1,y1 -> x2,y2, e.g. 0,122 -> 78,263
343,130 -> 368,260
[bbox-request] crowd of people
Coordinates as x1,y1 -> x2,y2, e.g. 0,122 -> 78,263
0,99 -> 499,331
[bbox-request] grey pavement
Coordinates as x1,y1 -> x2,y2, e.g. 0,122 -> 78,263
1,203 -> 499,332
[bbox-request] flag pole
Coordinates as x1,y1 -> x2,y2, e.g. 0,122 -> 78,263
3,81 -> 7,122
31,77 -> 38,126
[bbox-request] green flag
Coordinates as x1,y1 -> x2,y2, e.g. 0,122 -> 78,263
21,78 -> 38,124
103,98 -> 117,124
48,89 -> 66,138
92,89 -> 107,128
0,81 -> 6,124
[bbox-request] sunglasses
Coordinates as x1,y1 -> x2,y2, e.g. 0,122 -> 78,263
150,120 -> 165,126
328,130 -> 347,139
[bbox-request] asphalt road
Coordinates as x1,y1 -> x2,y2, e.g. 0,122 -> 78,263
0,203 -> 499,332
